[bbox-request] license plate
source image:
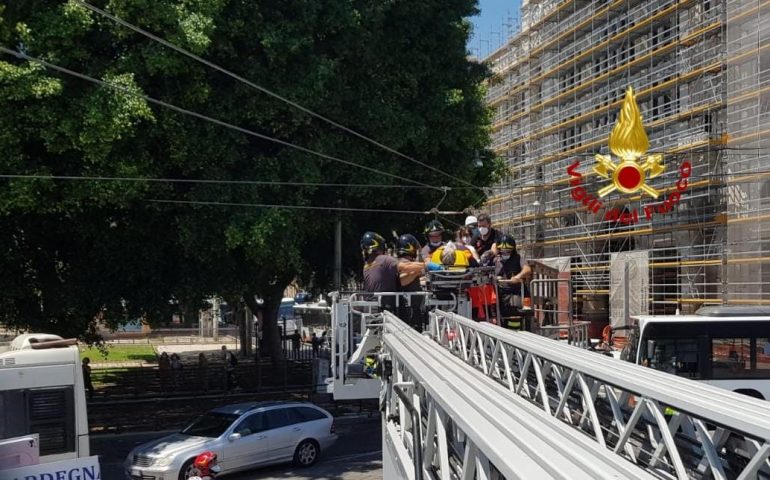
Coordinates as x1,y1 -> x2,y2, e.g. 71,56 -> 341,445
130,469 -> 143,478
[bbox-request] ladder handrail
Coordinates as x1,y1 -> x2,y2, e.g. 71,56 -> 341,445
432,309 -> 770,439
382,312 -> 657,479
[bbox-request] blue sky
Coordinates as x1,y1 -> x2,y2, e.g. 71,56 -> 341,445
469,0 -> 521,58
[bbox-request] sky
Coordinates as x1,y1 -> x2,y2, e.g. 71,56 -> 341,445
468,0 -> 522,59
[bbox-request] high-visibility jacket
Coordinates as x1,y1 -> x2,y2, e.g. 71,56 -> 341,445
430,245 -> 474,270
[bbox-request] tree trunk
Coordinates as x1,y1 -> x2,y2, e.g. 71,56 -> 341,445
245,279 -> 290,369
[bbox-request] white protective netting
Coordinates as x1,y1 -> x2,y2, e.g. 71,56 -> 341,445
610,251 -> 649,327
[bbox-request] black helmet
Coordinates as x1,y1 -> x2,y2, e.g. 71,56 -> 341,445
496,234 -> 516,253
361,231 -> 386,255
424,220 -> 444,238
397,234 -> 421,259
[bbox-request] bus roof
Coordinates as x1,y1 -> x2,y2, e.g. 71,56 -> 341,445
0,343 -> 79,367
631,314 -> 770,324
9,333 -> 64,351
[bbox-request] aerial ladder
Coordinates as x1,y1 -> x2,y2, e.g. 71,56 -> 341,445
328,269 -> 770,479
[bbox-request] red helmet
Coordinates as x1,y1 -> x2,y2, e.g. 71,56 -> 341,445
193,451 -> 220,475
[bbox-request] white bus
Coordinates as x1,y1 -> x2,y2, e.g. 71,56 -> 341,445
0,334 -> 90,465
621,306 -> 770,400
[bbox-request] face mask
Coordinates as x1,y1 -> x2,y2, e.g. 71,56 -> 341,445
430,241 -> 442,247
501,255 -> 511,261
462,236 -> 471,244
479,227 -> 489,236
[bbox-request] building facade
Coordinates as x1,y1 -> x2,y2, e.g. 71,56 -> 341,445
484,0 -> 770,322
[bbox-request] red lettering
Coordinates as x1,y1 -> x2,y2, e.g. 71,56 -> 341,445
567,161 -> 582,179
676,178 -> 688,191
586,197 -> 603,214
619,211 -> 634,224
668,191 -> 681,205
572,186 -> 586,202
633,208 -> 639,224
605,208 -> 620,221
680,161 -> 692,178
644,205 -> 655,220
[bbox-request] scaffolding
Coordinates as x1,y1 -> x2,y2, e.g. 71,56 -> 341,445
484,0 -> 770,319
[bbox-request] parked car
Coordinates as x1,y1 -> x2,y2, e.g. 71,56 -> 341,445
124,401 -> 337,480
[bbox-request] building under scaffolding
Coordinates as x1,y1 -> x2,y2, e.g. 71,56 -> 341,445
483,0 -> 770,325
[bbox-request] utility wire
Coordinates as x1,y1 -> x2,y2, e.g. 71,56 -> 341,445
0,174 -> 439,189
147,198 -> 465,215
74,0 -> 484,191
0,47 -> 440,191
3,169 -> 767,193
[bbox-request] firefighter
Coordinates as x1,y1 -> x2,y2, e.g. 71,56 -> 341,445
361,231 -> 399,311
421,220 -> 446,264
396,233 -> 427,329
495,235 -> 532,329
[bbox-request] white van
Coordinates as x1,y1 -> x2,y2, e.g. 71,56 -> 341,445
0,334 -> 89,464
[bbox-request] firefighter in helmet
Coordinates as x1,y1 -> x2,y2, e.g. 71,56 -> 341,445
421,220 -> 445,264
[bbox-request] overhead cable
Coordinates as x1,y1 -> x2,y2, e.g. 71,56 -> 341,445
74,0 -> 484,191
0,47 -> 439,191
0,174 -> 439,189
147,198 -> 465,215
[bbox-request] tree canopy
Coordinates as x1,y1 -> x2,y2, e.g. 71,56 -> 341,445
0,0 -> 496,352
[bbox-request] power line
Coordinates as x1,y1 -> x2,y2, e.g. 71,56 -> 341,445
74,0 -> 484,191
0,47 -> 440,191
147,198 -> 465,215
0,174 -> 440,189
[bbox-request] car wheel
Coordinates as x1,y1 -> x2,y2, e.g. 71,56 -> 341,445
178,458 -> 197,480
294,439 -> 319,467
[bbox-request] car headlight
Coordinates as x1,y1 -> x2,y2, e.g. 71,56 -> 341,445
152,456 -> 173,467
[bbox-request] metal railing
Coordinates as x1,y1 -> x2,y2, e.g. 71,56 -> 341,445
427,309 -> 770,479
382,311 -> 658,479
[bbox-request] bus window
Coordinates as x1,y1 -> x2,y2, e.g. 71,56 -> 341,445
0,387 -> 76,455
643,338 -> 700,379
759,339 -> 770,373
712,338 -> 750,379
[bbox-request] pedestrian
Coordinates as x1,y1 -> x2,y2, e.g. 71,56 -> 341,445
198,352 -> 209,393
82,357 -> 94,400
311,333 -> 320,357
221,345 -> 237,392
290,329 -> 301,359
170,353 -> 183,390
158,352 -> 171,393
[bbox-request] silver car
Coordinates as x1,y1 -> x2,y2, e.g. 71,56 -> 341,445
123,401 -> 338,480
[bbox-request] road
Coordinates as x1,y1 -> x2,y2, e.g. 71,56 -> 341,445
92,415 -> 382,479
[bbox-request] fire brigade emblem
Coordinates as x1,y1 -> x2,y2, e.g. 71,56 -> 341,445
593,87 -> 664,198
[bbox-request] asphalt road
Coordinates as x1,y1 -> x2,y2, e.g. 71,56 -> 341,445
92,415 -> 382,480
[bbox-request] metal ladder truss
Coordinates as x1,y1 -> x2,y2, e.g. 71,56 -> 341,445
422,309 -> 770,480
382,312 -> 659,480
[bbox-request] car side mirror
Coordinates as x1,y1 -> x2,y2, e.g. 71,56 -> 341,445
228,433 -> 242,442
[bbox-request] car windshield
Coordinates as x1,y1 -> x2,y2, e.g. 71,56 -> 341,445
179,412 -> 239,437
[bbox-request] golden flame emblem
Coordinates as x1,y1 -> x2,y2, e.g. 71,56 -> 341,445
593,87 -> 664,198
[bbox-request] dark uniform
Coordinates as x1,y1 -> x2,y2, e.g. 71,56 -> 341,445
364,253 -> 399,310
474,228 -> 501,258
397,257 -> 425,329
495,252 -> 529,328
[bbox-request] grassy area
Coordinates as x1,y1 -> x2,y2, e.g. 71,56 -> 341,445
80,344 -> 157,363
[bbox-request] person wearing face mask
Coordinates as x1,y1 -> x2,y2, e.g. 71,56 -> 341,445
421,220 -> 446,264
473,213 -> 501,260
464,215 -> 479,232
455,226 -> 480,262
494,234 -> 532,329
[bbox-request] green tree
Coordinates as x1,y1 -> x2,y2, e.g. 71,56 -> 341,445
0,0 -> 495,361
